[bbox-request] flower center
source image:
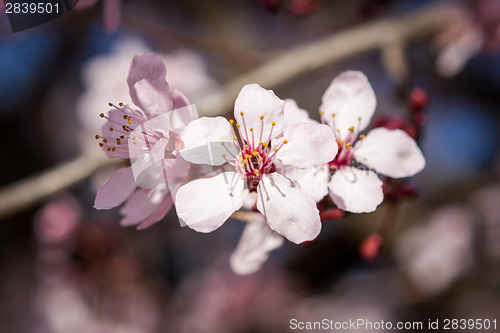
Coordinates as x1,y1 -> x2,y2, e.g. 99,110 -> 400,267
220,112 -> 287,192
319,112 -> 365,170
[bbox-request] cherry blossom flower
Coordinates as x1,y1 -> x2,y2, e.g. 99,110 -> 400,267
321,71 -> 425,213
175,84 -> 338,244
94,53 -> 193,229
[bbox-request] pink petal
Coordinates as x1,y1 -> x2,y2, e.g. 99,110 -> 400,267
131,139 -> 169,189
275,123 -> 338,168
127,54 -> 173,118
119,189 -> 160,227
329,166 -> 383,213
136,193 -> 173,230
94,167 -> 137,210
179,117 -> 238,166
103,0 -> 121,32
354,128 -> 426,178
234,84 -> 285,143
283,99 -> 318,128
320,71 -> 376,139
175,172 -> 245,233
230,215 -> 284,275
257,173 -> 321,244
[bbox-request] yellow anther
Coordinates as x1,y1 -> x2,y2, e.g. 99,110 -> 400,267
221,154 -> 226,158
107,147 -> 111,151
346,143 -> 352,148
229,119 -> 234,124
254,170 -> 260,175
238,156 -> 243,161
112,147 -> 116,151
103,139 -> 108,143
271,122 -> 276,126
236,124 -> 241,128
358,116 -> 362,121
220,141 -> 225,145
100,113 -> 105,118
273,148 -> 278,152
252,151 -> 258,157
259,141 -> 263,145
95,135 -> 100,139
360,134 -> 366,140
260,115 -> 264,120
249,128 -> 253,132
128,120 -> 132,124
108,102 -> 113,106
233,136 -> 237,141
245,154 -> 251,159
262,142 -> 268,147
339,140 -> 346,145
98,143 -> 103,147
243,160 -> 248,164
349,126 -> 355,133
320,111 -> 325,116
119,102 -> 124,107
109,127 -> 114,131
331,113 -> 336,117
243,145 -> 249,150
283,139 -> 288,144
258,157 -> 263,162
240,112 -> 244,116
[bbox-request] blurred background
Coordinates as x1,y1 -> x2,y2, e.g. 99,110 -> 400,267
1,0 -> 500,332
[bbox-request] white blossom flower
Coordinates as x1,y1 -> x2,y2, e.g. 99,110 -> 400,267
175,84 -> 338,244
321,71 -> 426,213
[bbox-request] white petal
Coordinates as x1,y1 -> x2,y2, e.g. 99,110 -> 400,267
329,166 -> 383,213
131,139 -> 169,189
354,128 -> 426,178
234,84 -> 285,143
281,165 -> 330,202
276,123 -> 338,168
283,99 -> 318,128
179,117 -> 238,166
257,173 -> 321,244
230,215 -> 284,275
320,71 -> 376,139
175,172 -> 245,232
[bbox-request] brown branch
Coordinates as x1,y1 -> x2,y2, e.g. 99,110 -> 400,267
0,3 -> 449,220
0,155 -> 115,220
198,2 -> 448,116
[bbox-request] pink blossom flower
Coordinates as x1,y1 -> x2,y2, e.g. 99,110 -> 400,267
321,71 -> 425,213
175,84 -> 338,244
94,53 -> 192,229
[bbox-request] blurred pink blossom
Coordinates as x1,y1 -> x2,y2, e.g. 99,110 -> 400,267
394,205 -> 475,296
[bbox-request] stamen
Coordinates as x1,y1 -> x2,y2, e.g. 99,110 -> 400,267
95,135 -> 100,139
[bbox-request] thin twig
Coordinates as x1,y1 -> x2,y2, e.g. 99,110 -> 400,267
0,3 -> 449,219
198,2 -> 448,116
0,155 -> 115,220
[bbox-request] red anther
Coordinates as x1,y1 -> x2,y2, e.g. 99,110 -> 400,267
319,208 -> 345,220
408,87 -> 428,112
360,233 -> 383,260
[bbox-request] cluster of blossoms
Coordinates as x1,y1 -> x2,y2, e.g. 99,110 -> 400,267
94,53 -> 425,274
